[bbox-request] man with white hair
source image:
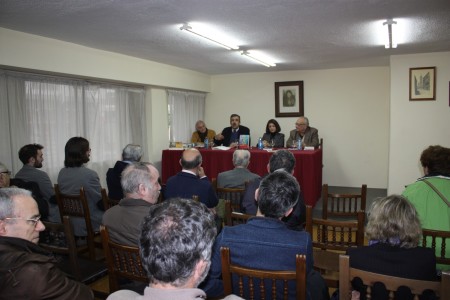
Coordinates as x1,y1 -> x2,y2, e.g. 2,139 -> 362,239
217,150 -> 260,189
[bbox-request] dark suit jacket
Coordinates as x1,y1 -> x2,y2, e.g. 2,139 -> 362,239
214,125 -> 250,147
106,161 -> 131,200
164,171 -> 218,208
10,178 -> 49,220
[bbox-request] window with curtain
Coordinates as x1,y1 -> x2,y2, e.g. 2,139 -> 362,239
167,89 -> 206,144
0,70 -> 147,187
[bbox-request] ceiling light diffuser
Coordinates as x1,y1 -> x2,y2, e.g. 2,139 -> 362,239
383,19 -> 397,49
241,50 -> 276,67
180,23 -> 239,50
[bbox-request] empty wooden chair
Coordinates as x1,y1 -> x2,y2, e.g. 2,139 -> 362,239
221,247 -> 306,300
322,184 -> 367,220
339,254 -> 450,300
224,199 -> 252,226
100,225 -> 148,293
422,228 -> 450,270
305,205 -> 364,288
54,184 -> 102,260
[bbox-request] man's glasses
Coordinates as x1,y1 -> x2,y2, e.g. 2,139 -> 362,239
3,215 -> 42,227
0,171 -> 11,175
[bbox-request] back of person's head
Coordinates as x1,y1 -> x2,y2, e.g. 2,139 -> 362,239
265,119 -> 281,134
365,195 -> 421,249
64,137 -> 90,167
257,171 -> 299,219
420,145 -> 450,175
18,144 -> 44,165
139,198 -> 217,287
121,162 -> 154,195
269,150 -> 296,173
122,144 -> 143,162
233,150 -> 250,168
0,188 -> 32,221
180,149 -> 202,170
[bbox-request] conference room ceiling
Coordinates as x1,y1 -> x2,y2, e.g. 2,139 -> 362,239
1,0 -> 450,75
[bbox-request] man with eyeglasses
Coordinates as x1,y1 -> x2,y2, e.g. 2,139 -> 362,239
0,188 -> 93,299
285,116 -> 320,148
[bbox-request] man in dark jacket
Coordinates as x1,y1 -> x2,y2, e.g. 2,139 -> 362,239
0,188 -> 93,299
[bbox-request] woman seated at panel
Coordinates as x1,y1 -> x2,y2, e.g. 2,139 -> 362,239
261,119 -> 284,148
57,137 -> 104,237
402,145 -> 450,272
347,195 -> 437,300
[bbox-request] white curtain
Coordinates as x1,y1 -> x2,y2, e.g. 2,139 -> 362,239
167,89 -> 206,143
0,70 -> 147,187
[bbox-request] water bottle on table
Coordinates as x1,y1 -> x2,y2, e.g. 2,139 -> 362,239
297,138 -> 302,150
204,138 -> 209,149
258,137 -> 263,149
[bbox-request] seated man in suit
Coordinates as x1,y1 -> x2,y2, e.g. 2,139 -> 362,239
214,114 -> 250,148
217,150 -> 260,189
286,116 -> 319,148
106,144 -> 143,201
102,162 -> 160,246
201,171 -> 328,300
191,120 -> 216,144
0,188 -> 93,299
164,148 -> 218,209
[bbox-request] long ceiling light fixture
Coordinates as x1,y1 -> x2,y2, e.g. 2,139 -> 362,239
383,19 -> 397,49
180,23 -> 276,67
180,23 -> 239,50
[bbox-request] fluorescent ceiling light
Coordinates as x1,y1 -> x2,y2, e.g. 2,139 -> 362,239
180,23 -> 239,50
383,19 -> 397,49
241,50 -> 276,67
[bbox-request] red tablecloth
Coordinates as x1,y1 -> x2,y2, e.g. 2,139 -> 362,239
161,148 -> 322,207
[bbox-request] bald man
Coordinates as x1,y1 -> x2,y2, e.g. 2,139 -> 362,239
286,116 -> 319,148
164,149 -> 218,208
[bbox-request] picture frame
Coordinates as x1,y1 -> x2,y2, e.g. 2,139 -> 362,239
409,67 -> 436,101
275,81 -> 304,117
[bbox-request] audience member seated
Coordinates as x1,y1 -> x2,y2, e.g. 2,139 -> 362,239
241,150 -> 306,230
217,150 -> 260,189
402,145 -> 450,271
103,162 -> 160,246
106,198 -> 243,300
107,144 -> 143,201
57,137 -> 103,237
214,114 -> 250,148
164,148 -> 218,209
0,188 -> 93,299
15,143 -> 59,222
191,120 -> 216,145
261,119 -> 285,148
1,162 -> 49,220
347,195 -> 437,300
201,171 -> 328,300
286,116 -> 319,148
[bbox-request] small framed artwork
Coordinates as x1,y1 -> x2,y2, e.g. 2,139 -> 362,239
275,81 -> 304,117
409,67 -> 436,101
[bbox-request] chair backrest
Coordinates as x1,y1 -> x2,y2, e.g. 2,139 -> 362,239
224,199 -> 252,226
54,184 -> 96,260
221,247 -> 306,300
322,184 -> 367,220
422,228 -> 450,268
211,177 -> 218,192
102,188 -> 119,210
339,255 -> 450,300
305,205 -> 364,288
216,187 -> 245,212
100,225 -> 148,292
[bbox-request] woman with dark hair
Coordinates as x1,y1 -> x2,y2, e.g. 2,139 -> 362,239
261,119 -> 285,148
57,137 -> 104,236
402,145 -> 450,271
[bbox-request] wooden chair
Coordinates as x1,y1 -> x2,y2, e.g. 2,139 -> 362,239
216,187 -> 245,212
422,228 -> 450,269
322,184 -> 367,220
221,247 -> 306,300
211,177 -> 218,192
54,184 -> 102,260
102,188 -> 119,210
39,216 -> 108,290
305,205 -> 364,288
339,255 -> 450,300
224,199 -> 252,226
100,225 -> 148,293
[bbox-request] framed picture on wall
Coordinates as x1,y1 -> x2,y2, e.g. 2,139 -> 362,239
409,67 -> 436,101
275,81 -> 304,117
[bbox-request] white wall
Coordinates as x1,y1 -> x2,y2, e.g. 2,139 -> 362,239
388,51 -> 450,194
207,67 -> 390,188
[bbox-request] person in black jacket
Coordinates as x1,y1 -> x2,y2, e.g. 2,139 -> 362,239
214,114 -> 250,147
